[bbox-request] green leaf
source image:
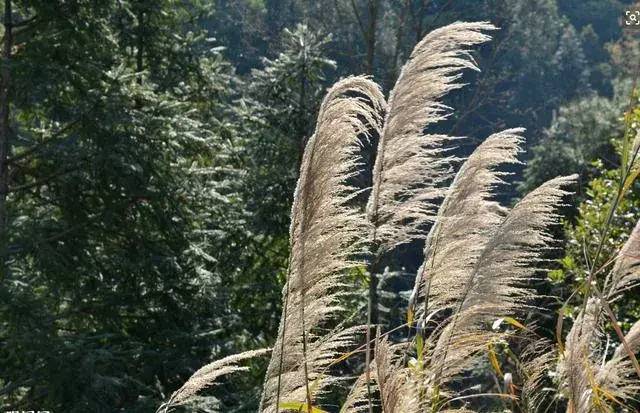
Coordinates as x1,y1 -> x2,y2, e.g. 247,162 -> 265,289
278,402 -> 330,412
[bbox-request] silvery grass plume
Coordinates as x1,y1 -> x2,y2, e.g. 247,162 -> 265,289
158,348 -> 271,413
596,319 -> 640,407
409,128 -> 525,324
372,329 -> 480,413
520,339 -> 558,413
363,21 -> 497,411
402,127 -> 528,411
341,327 -> 433,413
364,123 -> 575,411
604,218 -> 640,301
366,21 -> 497,254
430,175 -> 576,389
374,332 -> 417,412
340,362 -> 378,413
558,298 -> 602,413
259,76 -> 386,413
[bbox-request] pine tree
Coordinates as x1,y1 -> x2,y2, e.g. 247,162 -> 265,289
0,1 -> 249,411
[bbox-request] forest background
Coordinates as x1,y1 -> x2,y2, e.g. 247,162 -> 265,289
0,0 -> 638,411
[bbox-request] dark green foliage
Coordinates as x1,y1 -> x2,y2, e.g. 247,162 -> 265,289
548,101 -> 640,323
244,24 -> 335,232
550,163 -> 640,317
0,1 -> 250,411
521,80 -> 632,198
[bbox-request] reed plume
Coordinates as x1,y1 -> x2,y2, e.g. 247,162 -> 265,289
367,21 -> 497,254
409,128 -> 524,323
158,348 -> 270,412
605,218 -> 640,301
559,298 -> 602,413
259,76 -> 385,413
453,174 -> 577,323
374,332 -> 417,412
340,363 -> 378,413
520,339 -> 557,413
362,122 -> 575,411
596,319 -> 640,405
429,174 -> 576,396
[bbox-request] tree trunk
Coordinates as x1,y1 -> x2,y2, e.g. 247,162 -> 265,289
366,0 -> 377,75
388,1 -> 409,91
135,6 -> 144,110
136,7 -> 144,79
0,0 -> 12,257
296,36 -> 307,175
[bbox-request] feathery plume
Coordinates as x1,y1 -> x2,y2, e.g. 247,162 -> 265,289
409,128 -> 524,322
520,339 -> 557,413
363,22 -> 497,411
367,21 -> 497,254
458,175 -> 577,321
619,319 -> 640,355
559,298 -> 602,413
432,174 -> 577,387
374,332 -> 419,413
260,76 -> 385,413
605,218 -> 640,300
340,364 -> 378,413
596,319 -> 640,403
159,348 -> 270,412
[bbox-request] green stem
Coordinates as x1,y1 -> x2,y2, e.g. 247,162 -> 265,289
275,266 -> 292,413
